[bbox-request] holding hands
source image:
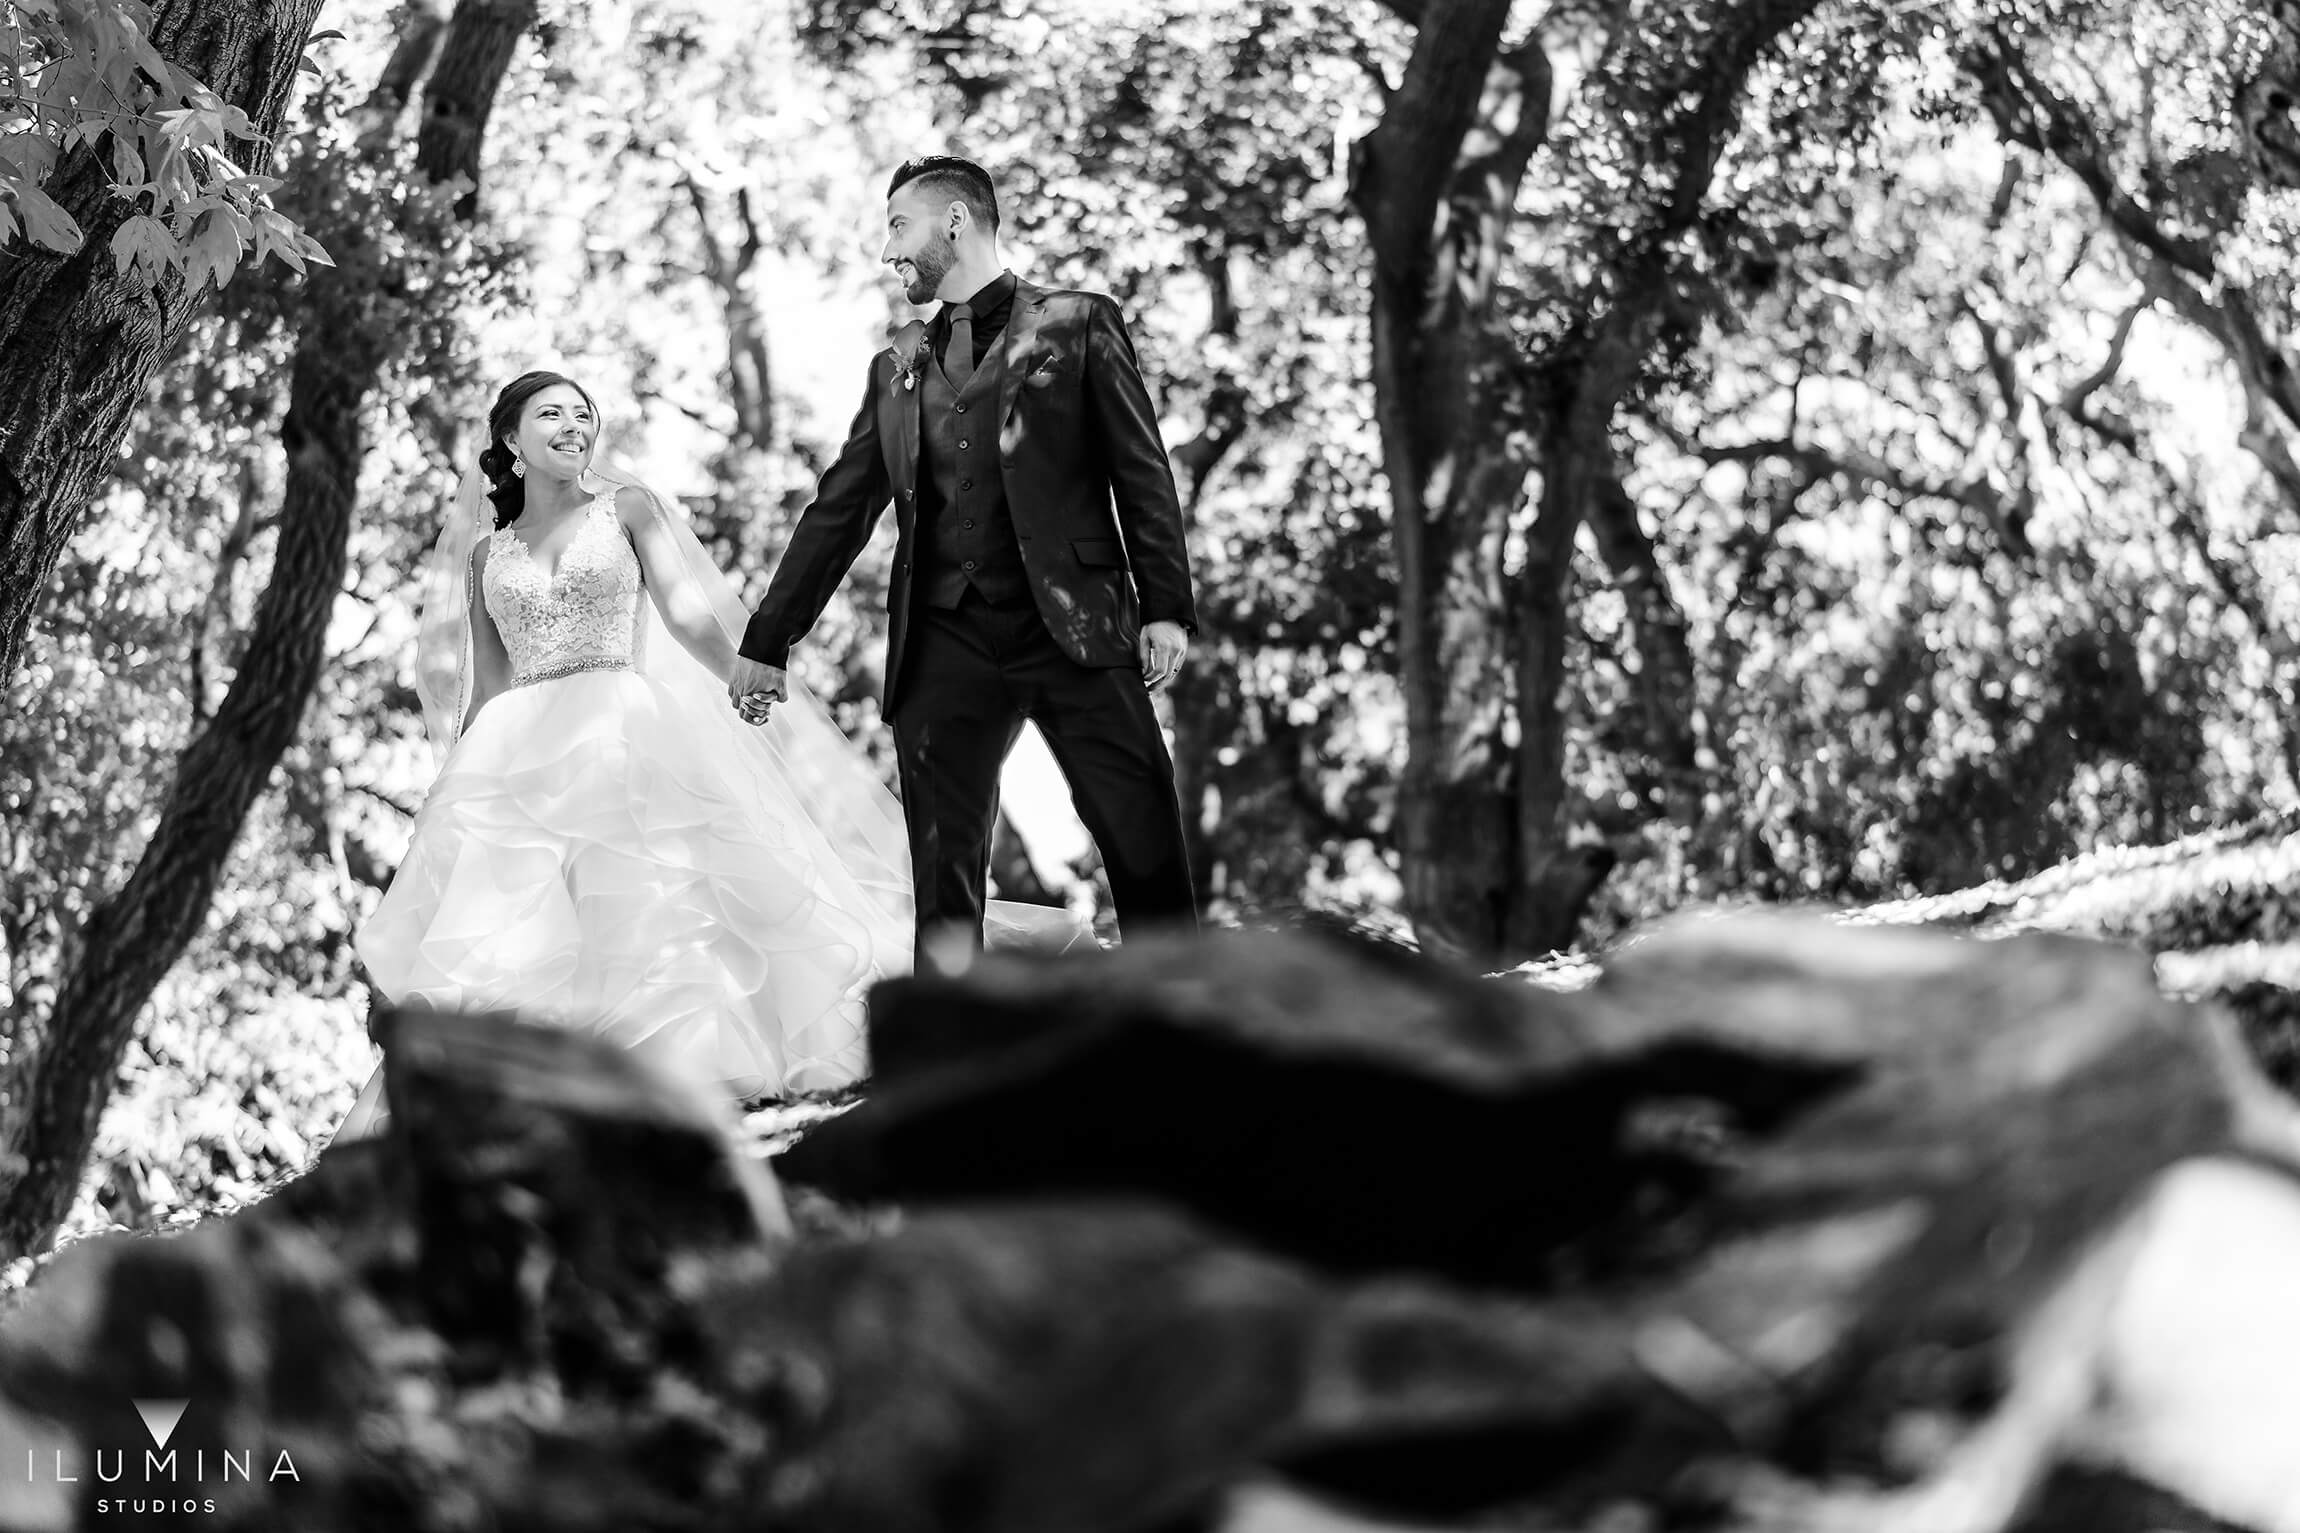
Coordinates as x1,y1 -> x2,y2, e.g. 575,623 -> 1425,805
728,655 -> 788,727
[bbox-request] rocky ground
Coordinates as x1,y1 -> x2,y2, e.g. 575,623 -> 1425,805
10,811 -> 2300,1531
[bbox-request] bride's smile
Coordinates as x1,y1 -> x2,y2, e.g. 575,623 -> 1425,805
510,384 -> 598,484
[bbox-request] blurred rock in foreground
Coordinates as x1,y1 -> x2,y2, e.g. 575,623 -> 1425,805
3,915 -> 2297,1532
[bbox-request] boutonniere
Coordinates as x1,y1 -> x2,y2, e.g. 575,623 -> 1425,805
889,320 -> 929,393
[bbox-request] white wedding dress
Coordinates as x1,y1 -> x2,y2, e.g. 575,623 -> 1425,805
343,479 -> 1084,1135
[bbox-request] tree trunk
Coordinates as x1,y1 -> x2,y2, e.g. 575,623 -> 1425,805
1496,0 -> 1823,957
683,178 -> 776,449
1374,287 -> 1526,954
1162,243 -> 1253,912
1583,459 -> 1705,796
1167,646 -> 1220,912
1353,0 -> 1821,961
0,0 -> 327,683
355,0 -> 452,151
0,0 -> 538,1261
412,0 -> 533,218
1350,7 -> 1552,959
1504,412 -> 1622,956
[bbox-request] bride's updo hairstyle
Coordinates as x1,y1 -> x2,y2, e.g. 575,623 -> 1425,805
478,370 -> 598,529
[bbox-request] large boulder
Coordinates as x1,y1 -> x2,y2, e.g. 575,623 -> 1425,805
370,1005 -> 789,1380
777,924 -> 1860,1290
5,916 -> 2297,1533
779,916 -> 2300,1528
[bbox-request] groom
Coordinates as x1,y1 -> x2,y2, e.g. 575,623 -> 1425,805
727,155 -> 1200,965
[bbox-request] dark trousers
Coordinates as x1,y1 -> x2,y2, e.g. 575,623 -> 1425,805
890,586 -> 1197,966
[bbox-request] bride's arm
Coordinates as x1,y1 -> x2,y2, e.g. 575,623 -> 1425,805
615,485 -> 740,682
463,538 -> 513,728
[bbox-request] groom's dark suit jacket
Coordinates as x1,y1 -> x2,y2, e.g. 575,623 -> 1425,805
739,278 -> 1197,711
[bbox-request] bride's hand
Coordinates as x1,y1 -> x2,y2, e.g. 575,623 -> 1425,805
728,655 -> 789,726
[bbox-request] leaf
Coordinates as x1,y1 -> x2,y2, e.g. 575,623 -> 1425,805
209,201 -> 254,243
109,131 -> 145,190
10,181 -> 84,253
249,205 -> 308,272
116,12 -> 175,92
0,134 -> 59,187
181,211 -> 242,292
38,58 -> 101,126
81,4 -> 123,89
109,212 -> 176,285
0,202 -> 18,246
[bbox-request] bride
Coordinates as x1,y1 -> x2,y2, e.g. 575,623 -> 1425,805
339,370 -> 1082,1136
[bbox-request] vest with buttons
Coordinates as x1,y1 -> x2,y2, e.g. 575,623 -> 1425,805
916,337 -> 1029,608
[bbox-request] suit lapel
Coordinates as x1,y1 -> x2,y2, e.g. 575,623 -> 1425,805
998,283 -> 1050,427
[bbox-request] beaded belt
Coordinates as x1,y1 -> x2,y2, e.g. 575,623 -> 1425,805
512,656 -> 633,689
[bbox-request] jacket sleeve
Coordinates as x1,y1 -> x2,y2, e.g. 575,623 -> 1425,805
741,358 -> 895,666
1079,294 -> 1198,633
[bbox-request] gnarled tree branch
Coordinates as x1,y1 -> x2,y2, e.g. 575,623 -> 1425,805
1691,432 -> 2032,557
1967,34 -> 2300,512
1350,0 -> 1517,280
1582,460 -> 1704,779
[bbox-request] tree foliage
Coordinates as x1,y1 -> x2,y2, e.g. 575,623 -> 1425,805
9,0 -> 2300,1235
0,0 -> 530,1257
1,0 -> 337,278
0,0 -> 333,687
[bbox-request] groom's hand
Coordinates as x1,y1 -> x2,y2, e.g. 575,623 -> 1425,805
728,655 -> 789,726
1138,621 -> 1189,694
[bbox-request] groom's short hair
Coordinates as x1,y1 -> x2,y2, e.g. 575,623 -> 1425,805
888,155 -> 999,232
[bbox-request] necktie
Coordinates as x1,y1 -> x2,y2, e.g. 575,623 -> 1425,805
945,303 -> 975,394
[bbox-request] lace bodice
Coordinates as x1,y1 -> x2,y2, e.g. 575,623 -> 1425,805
484,490 -> 643,684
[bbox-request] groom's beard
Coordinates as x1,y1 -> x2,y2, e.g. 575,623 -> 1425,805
903,231 -> 956,304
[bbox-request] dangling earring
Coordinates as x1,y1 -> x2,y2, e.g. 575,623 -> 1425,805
511,457 -> 526,479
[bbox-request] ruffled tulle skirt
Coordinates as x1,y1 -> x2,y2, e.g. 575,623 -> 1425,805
353,667 -> 933,1118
